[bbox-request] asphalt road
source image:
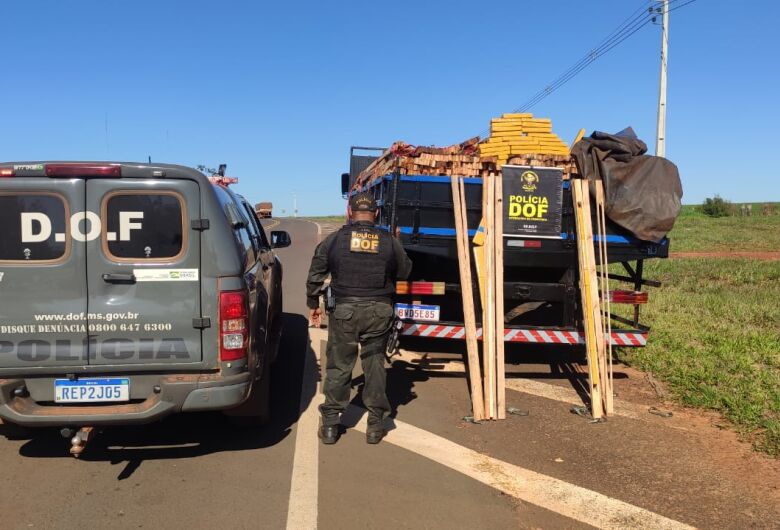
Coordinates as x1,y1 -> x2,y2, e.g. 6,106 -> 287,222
1,217 -> 778,529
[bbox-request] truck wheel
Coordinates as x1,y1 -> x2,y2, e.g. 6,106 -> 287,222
224,363 -> 271,427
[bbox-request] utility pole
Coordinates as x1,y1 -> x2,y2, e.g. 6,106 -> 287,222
292,192 -> 298,217
655,0 -> 669,157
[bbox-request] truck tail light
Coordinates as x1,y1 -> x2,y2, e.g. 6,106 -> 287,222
0,168 -> 14,177
396,281 -> 446,295
609,290 -> 648,304
219,291 -> 249,361
45,164 -> 121,177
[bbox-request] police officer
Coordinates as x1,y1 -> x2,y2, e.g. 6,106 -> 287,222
306,192 -> 412,445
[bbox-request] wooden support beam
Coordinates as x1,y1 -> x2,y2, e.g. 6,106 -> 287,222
595,181 -> 614,414
451,176 -> 486,421
572,178 -> 604,419
483,175 -> 497,419
494,173 -> 506,419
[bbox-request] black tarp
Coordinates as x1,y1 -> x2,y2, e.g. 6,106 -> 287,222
571,128 -> 683,243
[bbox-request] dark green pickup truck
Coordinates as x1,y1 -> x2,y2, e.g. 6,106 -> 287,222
0,162 -> 290,433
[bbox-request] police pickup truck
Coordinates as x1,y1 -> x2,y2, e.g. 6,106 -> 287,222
0,162 -> 290,435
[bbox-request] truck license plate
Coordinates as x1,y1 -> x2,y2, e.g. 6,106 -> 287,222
54,378 -> 130,403
395,304 -> 440,322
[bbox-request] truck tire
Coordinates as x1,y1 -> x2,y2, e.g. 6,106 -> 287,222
224,362 -> 271,427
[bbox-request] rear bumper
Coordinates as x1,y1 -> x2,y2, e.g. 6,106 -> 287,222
0,371 -> 251,427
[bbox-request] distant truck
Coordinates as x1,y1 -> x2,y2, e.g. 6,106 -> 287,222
256,202 -> 273,219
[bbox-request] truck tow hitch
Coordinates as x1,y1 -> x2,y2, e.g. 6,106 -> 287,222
61,426 -> 96,458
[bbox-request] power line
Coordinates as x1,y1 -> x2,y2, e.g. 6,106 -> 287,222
514,9 -> 655,113
667,0 -> 698,14
480,0 -> 698,135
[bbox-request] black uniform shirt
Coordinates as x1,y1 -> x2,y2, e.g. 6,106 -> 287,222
306,221 -> 412,310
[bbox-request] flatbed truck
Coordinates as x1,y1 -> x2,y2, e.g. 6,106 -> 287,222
342,147 -> 666,348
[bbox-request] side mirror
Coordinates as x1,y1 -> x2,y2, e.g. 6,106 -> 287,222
341,173 -> 350,198
271,230 -> 292,249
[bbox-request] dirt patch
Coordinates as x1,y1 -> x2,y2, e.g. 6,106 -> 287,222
670,251 -> 780,260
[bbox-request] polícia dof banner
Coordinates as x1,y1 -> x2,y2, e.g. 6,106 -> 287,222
502,165 -> 563,239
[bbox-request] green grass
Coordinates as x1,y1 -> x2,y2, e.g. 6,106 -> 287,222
668,203 -> 780,252
619,258 -> 780,456
302,215 -> 346,224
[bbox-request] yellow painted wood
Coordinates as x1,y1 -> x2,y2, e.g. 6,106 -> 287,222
571,128 -> 586,149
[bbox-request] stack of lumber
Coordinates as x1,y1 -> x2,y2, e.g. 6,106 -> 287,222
355,136 -> 575,189
479,113 -> 571,166
356,138 -> 485,184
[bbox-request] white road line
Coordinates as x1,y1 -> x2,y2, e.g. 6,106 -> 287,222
286,332 -> 325,530
342,406 -> 694,530
285,221 -> 328,530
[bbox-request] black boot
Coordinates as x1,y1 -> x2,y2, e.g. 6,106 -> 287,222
366,430 -> 386,445
319,425 -> 340,445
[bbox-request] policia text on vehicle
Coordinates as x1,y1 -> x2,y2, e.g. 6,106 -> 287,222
306,193 -> 412,445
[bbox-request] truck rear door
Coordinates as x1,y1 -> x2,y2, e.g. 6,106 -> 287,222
85,178 -> 203,366
0,177 -> 89,369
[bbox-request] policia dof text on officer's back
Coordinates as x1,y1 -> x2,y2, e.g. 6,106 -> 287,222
306,193 -> 412,445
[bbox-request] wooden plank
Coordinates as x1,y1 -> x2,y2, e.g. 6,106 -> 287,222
494,173 -> 506,419
451,176 -> 486,421
595,181 -> 614,414
572,179 -> 604,419
579,181 -> 609,417
483,175 -> 497,419
570,128 -> 587,149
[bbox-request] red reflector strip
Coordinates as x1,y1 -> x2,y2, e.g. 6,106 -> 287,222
609,290 -> 648,304
507,239 -> 542,248
396,281 -> 446,295
45,164 -> 121,177
410,282 -> 446,295
400,324 -> 647,346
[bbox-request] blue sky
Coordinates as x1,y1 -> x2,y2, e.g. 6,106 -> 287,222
1,0 -> 777,215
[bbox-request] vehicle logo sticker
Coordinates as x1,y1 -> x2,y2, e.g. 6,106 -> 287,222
13,164 -> 44,171
133,268 -> 199,282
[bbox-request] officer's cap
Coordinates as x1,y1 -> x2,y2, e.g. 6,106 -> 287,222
350,192 -> 378,213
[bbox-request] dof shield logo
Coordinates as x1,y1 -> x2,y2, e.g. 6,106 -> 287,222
521,171 -> 539,192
